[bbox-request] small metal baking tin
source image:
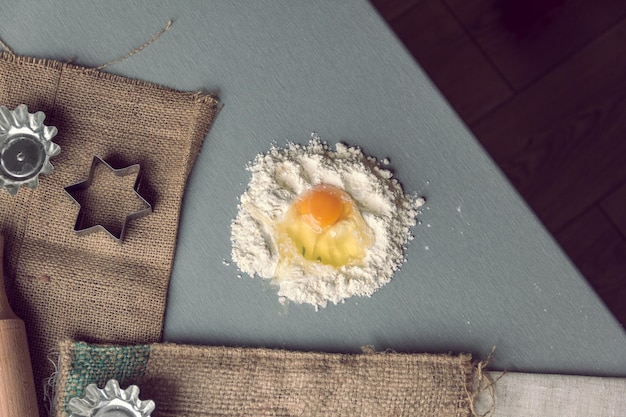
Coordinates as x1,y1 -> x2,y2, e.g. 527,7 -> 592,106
64,156 -> 152,243
0,104 -> 60,195
68,379 -> 155,417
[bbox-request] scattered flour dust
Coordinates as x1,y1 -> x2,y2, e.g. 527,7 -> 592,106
230,134 -> 424,309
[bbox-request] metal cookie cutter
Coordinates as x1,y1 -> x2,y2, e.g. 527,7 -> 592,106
64,156 -> 153,242
68,379 -> 155,417
0,104 -> 60,195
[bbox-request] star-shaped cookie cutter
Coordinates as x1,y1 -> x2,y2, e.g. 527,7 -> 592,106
64,156 -> 153,243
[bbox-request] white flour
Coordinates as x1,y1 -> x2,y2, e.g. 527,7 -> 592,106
230,134 -> 423,309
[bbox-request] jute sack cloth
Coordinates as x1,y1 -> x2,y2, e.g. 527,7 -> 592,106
0,51 -> 218,413
55,340 -> 475,417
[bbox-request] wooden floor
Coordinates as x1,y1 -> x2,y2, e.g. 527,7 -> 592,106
371,0 -> 626,327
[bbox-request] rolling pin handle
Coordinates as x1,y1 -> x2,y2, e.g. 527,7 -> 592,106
0,233 -> 41,417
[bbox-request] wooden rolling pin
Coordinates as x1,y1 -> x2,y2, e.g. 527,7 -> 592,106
0,234 -> 40,417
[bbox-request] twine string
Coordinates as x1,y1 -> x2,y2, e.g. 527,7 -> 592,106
0,37 -> 15,55
0,20 -> 171,64
96,20 -> 172,70
465,346 -> 507,417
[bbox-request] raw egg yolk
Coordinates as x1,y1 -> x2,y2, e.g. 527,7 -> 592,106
298,185 -> 344,232
276,184 -> 374,268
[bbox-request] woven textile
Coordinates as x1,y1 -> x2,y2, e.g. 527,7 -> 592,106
56,340 -> 474,417
0,51 -> 218,414
475,371 -> 626,417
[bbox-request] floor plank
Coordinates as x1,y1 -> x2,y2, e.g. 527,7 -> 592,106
390,0 -> 513,124
601,181 -> 626,238
471,16 -> 626,233
382,0 -> 626,326
445,0 -> 626,90
556,207 -> 626,326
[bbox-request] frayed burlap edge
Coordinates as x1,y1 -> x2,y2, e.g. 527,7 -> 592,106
0,51 -> 218,106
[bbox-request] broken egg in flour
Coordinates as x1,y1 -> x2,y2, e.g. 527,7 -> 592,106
275,184 -> 374,268
231,136 -> 423,308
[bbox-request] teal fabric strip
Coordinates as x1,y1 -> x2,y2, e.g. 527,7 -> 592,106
62,341 -> 150,414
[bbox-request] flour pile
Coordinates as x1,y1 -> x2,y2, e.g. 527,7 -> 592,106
230,134 -> 423,309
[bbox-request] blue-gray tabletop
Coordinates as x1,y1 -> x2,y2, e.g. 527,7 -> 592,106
4,0 -> 625,376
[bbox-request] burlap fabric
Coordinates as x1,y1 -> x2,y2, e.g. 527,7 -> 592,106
55,340 -> 474,417
0,51 -> 218,413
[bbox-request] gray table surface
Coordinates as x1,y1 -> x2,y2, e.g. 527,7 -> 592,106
4,0 -> 625,376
